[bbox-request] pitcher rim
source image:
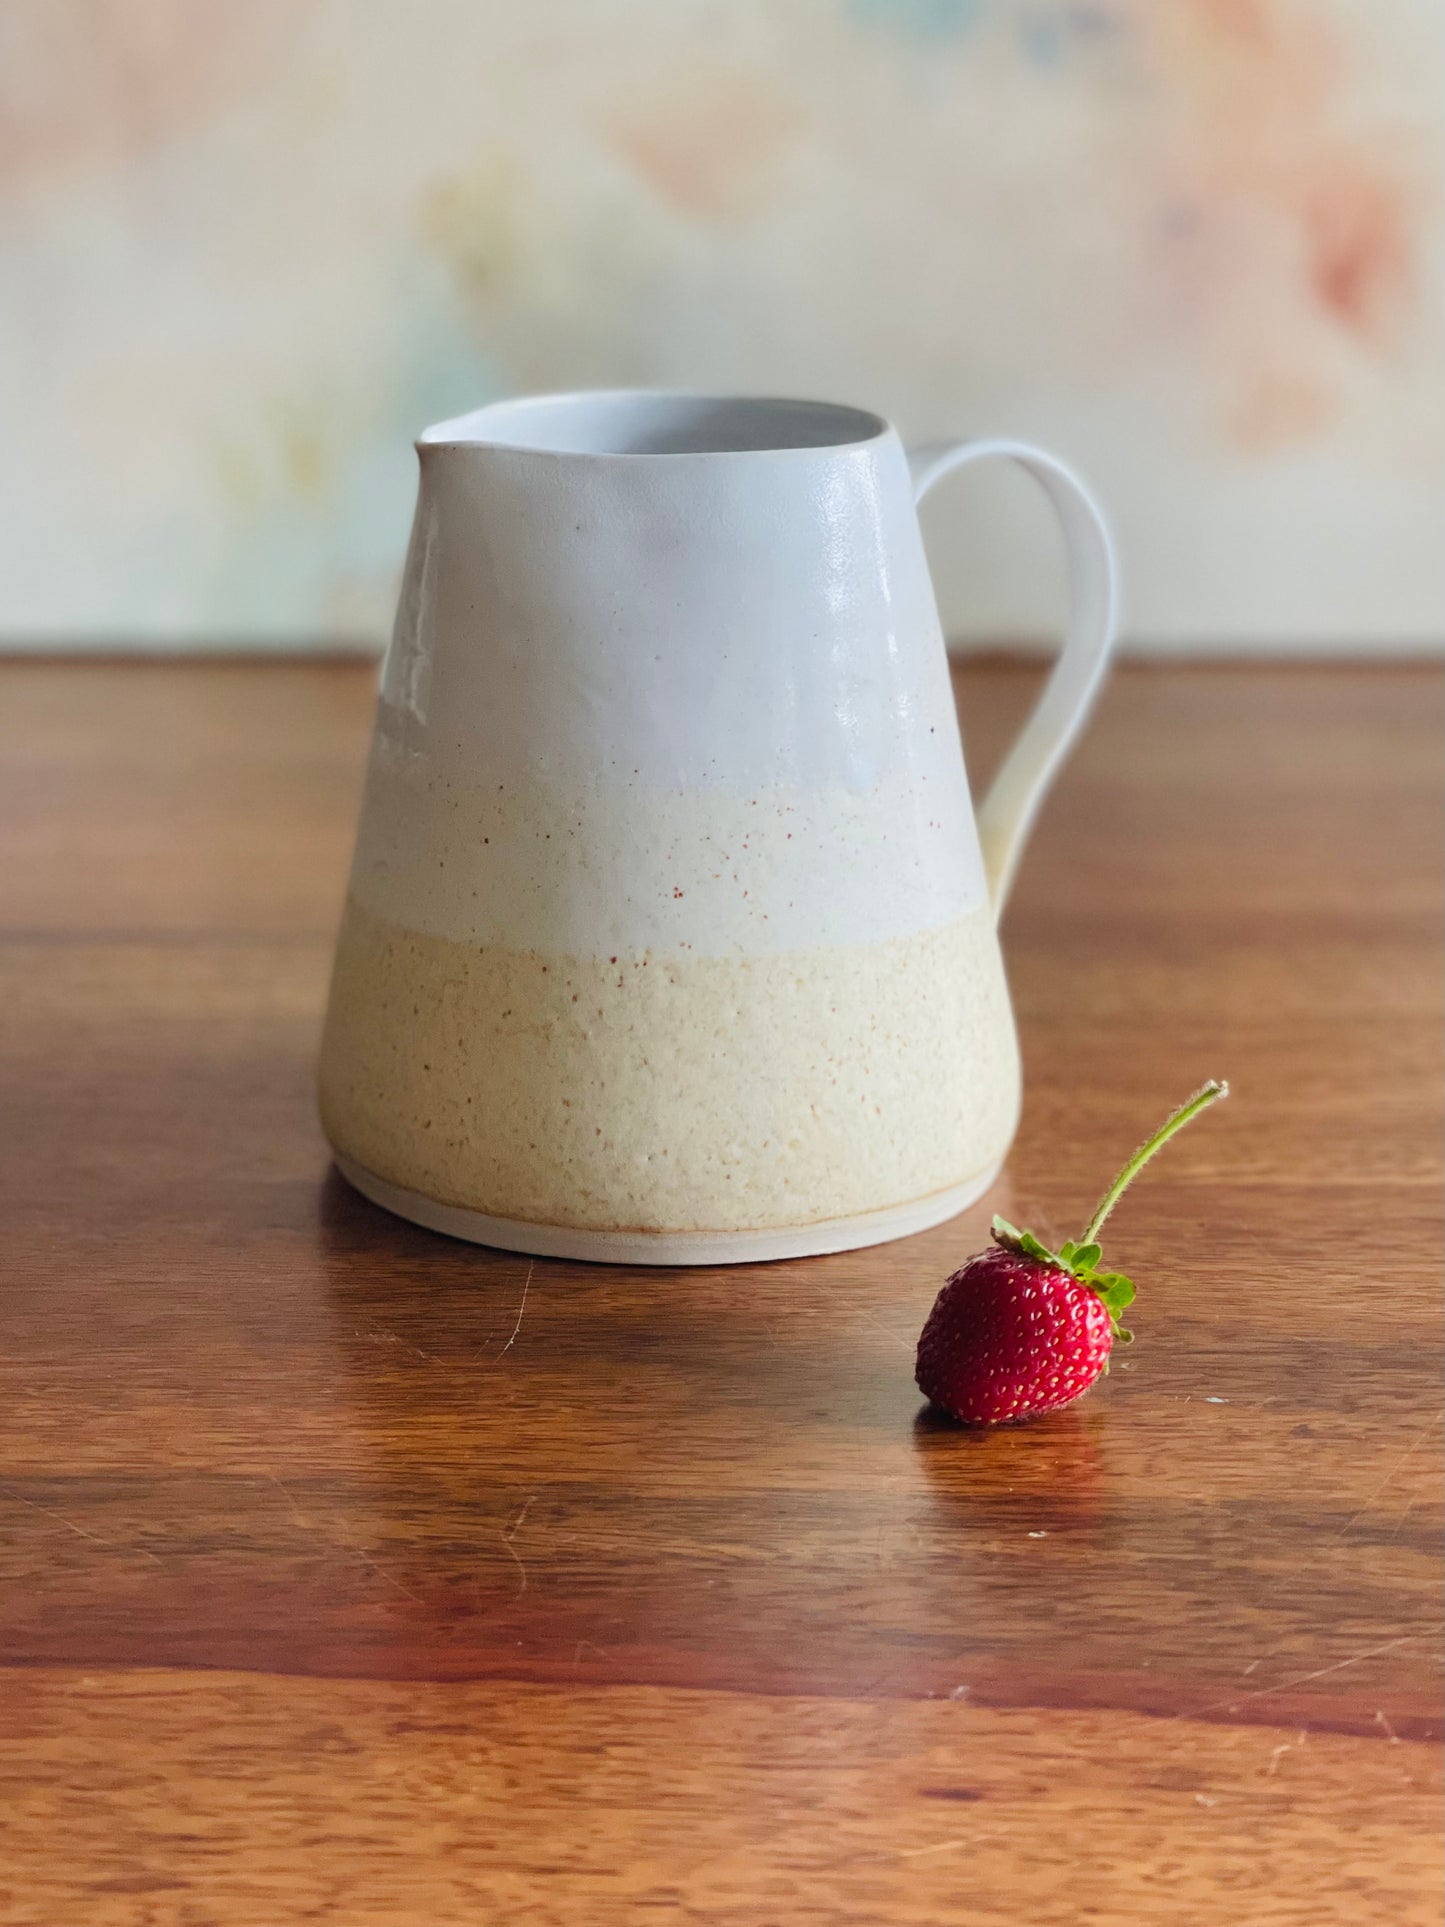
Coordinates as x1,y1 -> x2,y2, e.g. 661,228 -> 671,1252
417,389 -> 893,461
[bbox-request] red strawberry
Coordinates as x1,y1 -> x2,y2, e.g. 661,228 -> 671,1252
916,1081 -> 1228,1425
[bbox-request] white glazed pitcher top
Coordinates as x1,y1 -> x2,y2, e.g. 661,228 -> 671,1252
367,391 -> 988,960
357,390 -> 1116,962
399,392 -> 964,796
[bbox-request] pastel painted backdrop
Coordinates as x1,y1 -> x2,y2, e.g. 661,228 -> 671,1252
2,0 -> 1441,650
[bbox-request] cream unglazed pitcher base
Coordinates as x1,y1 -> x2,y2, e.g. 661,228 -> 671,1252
318,392 -> 1117,1264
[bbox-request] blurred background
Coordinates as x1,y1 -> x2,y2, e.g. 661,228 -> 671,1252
2,0 -> 1441,654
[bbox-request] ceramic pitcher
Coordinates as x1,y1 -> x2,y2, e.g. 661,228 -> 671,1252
319,391 -> 1116,1264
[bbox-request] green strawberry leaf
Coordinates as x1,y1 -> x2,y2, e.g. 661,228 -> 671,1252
991,1215 -> 1142,1347
991,1217 -> 1064,1269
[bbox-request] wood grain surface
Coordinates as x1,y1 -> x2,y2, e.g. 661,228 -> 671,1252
1,660 -> 1440,1925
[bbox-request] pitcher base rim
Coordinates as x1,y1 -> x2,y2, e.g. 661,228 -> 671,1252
331,1152 -> 1005,1267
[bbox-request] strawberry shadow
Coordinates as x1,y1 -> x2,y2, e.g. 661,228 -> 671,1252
911,1398 -> 1109,1534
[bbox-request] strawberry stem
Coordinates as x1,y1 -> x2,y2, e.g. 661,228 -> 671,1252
1080,1080 -> 1229,1246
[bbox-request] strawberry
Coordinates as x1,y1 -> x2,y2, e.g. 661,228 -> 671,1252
916,1081 -> 1228,1425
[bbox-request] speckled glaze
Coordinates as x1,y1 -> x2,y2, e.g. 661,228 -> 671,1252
319,393 -> 1117,1261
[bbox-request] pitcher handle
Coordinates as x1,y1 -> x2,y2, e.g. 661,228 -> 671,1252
909,438 -> 1119,915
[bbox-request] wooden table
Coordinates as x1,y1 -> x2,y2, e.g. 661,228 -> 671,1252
2,660 -> 1440,1925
